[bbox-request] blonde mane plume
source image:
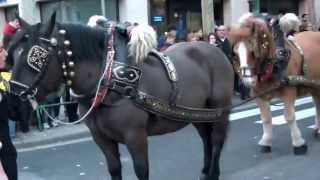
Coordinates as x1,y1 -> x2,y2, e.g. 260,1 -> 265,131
279,13 -> 301,35
129,24 -> 157,63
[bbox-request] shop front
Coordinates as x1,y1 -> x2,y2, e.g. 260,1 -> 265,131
150,0 -> 224,40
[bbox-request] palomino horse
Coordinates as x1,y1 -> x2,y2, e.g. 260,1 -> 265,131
230,13 -> 320,155
7,13 -> 234,180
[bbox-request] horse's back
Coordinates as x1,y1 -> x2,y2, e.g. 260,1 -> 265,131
294,31 -> 320,79
143,41 -> 234,108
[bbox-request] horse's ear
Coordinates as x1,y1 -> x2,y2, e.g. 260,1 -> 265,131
15,12 -> 30,28
43,12 -> 57,35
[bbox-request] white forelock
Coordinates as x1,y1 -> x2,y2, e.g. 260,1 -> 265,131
279,13 -> 301,34
129,24 -> 157,63
238,13 -> 253,26
87,15 -> 108,27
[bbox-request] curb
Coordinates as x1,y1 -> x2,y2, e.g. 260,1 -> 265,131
13,123 -> 91,150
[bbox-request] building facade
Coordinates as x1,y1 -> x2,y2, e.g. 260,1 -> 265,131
0,0 -> 318,40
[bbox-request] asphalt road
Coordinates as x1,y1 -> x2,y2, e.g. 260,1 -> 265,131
18,96 -> 320,180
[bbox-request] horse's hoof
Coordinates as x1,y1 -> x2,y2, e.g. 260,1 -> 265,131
260,145 -> 272,153
293,144 -> 308,155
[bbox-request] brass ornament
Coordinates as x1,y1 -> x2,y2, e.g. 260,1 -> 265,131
50,38 -> 58,46
67,51 -> 73,57
68,61 -> 75,67
69,71 -> 75,77
67,80 -> 73,86
59,29 -> 66,35
64,40 -> 70,46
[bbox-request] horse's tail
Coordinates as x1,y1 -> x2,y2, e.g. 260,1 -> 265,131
129,24 -> 157,64
279,13 -> 301,35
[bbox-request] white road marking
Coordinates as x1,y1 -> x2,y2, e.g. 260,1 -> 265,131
230,96 -> 313,121
255,107 -> 315,125
18,137 -> 93,153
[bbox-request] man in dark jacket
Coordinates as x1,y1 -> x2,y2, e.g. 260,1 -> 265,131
216,25 -> 233,61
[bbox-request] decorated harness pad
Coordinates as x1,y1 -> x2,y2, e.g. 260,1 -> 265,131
27,45 -> 49,72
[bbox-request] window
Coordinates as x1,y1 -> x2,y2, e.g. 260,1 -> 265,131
40,0 -> 117,24
4,5 -> 18,21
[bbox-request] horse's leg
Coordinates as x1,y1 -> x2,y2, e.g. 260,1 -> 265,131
206,113 -> 229,180
256,98 -> 273,153
90,129 -> 122,180
310,92 -> 320,138
193,123 -> 213,180
125,130 -> 149,180
282,90 -> 307,155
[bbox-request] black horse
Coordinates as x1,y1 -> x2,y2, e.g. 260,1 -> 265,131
7,13 -> 234,180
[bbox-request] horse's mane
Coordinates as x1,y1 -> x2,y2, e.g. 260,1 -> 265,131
128,24 -> 157,64
59,24 -> 106,61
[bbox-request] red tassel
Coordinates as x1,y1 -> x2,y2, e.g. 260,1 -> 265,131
260,63 -> 273,82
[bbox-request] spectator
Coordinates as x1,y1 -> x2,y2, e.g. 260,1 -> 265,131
215,25 -> 233,60
216,25 -> 246,98
0,41 -> 17,180
300,13 -> 312,32
208,32 -> 219,46
3,18 -> 20,49
187,31 -> 198,42
195,29 -> 204,41
157,26 -> 177,51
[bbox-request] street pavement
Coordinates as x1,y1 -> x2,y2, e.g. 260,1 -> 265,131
14,95 -> 320,180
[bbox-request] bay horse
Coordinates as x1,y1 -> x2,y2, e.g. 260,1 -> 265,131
7,13 -> 234,180
229,13 -> 320,155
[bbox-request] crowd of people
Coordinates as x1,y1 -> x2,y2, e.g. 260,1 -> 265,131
157,24 -> 249,99
156,12 -> 318,100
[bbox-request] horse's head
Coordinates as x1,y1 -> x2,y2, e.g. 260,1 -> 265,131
230,13 -> 275,86
7,12 -> 157,102
7,13 -> 65,101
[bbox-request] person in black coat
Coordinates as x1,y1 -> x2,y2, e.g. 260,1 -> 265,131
216,25 -> 249,99
0,42 -> 17,180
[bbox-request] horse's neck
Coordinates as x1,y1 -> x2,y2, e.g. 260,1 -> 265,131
70,58 -> 104,97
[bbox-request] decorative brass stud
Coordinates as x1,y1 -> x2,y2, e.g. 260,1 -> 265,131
67,80 -> 72,86
69,71 -> 75,77
68,61 -> 74,67
59,29 -> 66,35
64,40 -> 70,46
50,38 -> 58,46
67,51 -> 73,57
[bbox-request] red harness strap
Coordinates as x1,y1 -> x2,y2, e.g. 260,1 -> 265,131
260,63 -> 273,82
92,33 -> 115,107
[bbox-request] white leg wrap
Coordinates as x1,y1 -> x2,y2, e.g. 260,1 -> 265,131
288,120 -> 305,146
258,121 -> 273,146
